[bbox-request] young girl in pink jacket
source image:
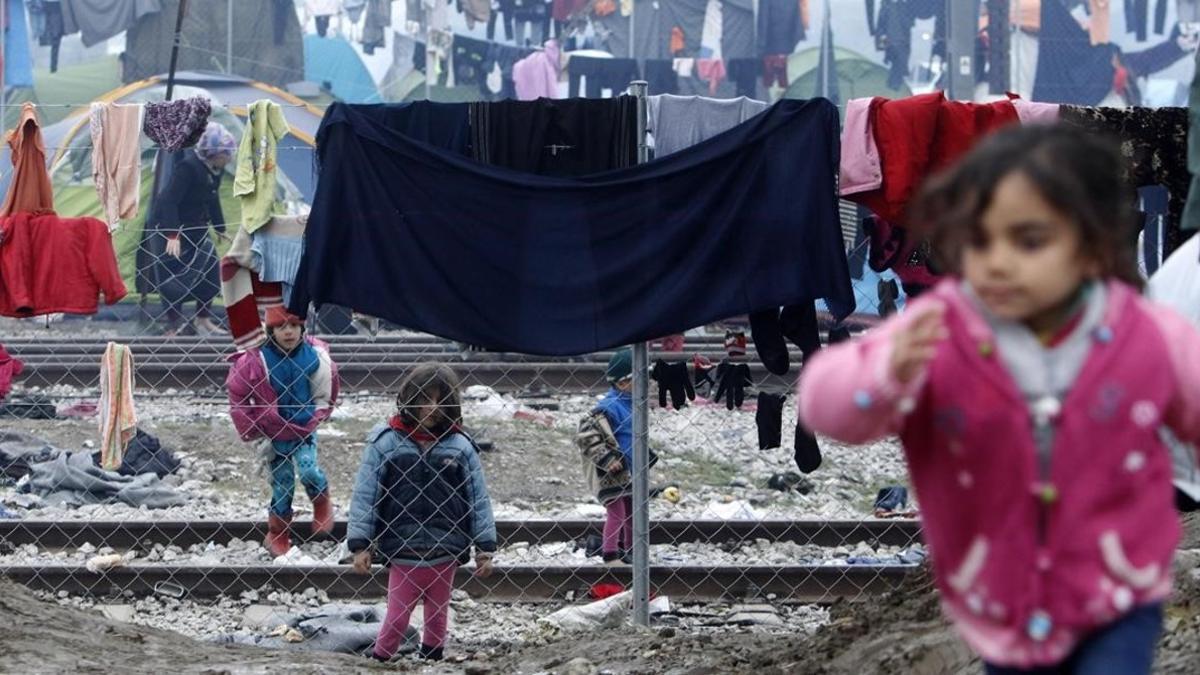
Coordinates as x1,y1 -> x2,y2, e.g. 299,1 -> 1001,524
799,125 -> 1200,674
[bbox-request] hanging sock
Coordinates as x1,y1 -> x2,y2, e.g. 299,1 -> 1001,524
793,421 -> 822,473
756,392 -> 786,449
750,308 -> 791,375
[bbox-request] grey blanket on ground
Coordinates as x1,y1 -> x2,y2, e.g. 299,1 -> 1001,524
0,432 -> 62,480
209,604 -> 416,655
26,452 -> 185,509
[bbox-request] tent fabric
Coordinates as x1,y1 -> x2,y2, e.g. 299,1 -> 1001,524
3,0 -> 36,90
123,0 -> 303,87
290,98 -> 854,355
303,35 -> 380,103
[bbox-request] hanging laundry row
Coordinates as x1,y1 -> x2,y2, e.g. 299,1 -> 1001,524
0,103 -> 126,319
288,96 -> 853,356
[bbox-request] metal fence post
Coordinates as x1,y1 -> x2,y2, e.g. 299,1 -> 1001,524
629,79 -> 651,627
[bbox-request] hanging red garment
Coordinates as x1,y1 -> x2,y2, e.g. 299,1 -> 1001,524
1,103 -> 55,217
846,93 -> 1019,225
0,343 -> 23,402
0,213 -> 126,317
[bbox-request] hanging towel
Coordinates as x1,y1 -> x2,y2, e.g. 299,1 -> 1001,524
839,97 -> 882,197
234,100 -> 290,234
89,102 -> 143,231
98,342 -> 136,471
289,99 -> 854,355
1,103 -> 55,217
513,39 -> 562,100
250,214 -> 308,305
647,94 -> 769,158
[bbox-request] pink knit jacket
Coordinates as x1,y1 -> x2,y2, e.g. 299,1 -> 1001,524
226,337 -> 339,442
798,280 -> 1200,667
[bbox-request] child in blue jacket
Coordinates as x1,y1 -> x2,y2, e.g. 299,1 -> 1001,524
347,363 -> 496,662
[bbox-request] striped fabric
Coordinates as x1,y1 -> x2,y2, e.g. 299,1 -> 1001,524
220,216 -> 305,352
250,233 -> 305,306
98,342 -> 136,470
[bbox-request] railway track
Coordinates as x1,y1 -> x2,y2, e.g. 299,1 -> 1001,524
6,335 -> 814,393
0,519 -> 922,550
0,519 -> 922,602
0,563 -> 912,603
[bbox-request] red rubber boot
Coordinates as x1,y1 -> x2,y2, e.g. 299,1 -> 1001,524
311,491 -> 334,536
266,513 -> 292,557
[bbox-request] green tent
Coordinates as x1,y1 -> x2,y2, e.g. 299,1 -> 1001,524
785,47 -> 912,107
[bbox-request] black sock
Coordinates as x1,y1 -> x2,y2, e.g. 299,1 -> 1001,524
749,308 -> 790,375
794,423 -> 822,474
756,392 -> 785,449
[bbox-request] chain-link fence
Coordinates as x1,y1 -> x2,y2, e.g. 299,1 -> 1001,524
0,92 -> 923,652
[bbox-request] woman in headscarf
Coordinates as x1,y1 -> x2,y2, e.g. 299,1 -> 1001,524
150,122 -> 236,336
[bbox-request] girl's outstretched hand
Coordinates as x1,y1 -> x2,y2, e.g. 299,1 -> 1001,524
352,550 -> 372,575
890,305 -> 947,385
474,554 -> 495,579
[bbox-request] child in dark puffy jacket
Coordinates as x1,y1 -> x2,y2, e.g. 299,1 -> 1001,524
347,363 -> 496,663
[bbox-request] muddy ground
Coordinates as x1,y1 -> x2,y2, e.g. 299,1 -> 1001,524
5,547 -> 1199,675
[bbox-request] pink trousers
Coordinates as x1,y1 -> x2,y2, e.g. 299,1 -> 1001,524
372,561 -> 456,659
603,496 -> 633,555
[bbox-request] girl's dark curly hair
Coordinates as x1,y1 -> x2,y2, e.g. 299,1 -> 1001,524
395,363 -> 463,437
910,123 -> 1143,288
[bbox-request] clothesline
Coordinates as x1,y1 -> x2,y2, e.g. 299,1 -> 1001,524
5,99 -> 852,111
37,145 -> 320,151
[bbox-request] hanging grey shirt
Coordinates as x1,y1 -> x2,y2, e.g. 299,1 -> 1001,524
62,0 -> 162,48
648,94 -> 769,158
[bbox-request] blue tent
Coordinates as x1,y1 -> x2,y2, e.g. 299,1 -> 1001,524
303,35 -> 379,103
3,0 -> 35,91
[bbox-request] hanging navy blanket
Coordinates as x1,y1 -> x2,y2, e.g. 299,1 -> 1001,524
289,98 -> 854,355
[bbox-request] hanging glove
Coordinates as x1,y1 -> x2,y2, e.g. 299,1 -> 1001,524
779,302 -> 822,358
692,354 -> 716,397
756,392 -> 786,449
794,421 -> 823,474
651,360 -> 695,410
712,360 -> 752,410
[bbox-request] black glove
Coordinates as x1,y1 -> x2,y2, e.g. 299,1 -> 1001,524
651,360 -> 694,410
794,422 -> 823,474
712,360 -> 752,410
756,392 -> 786,449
